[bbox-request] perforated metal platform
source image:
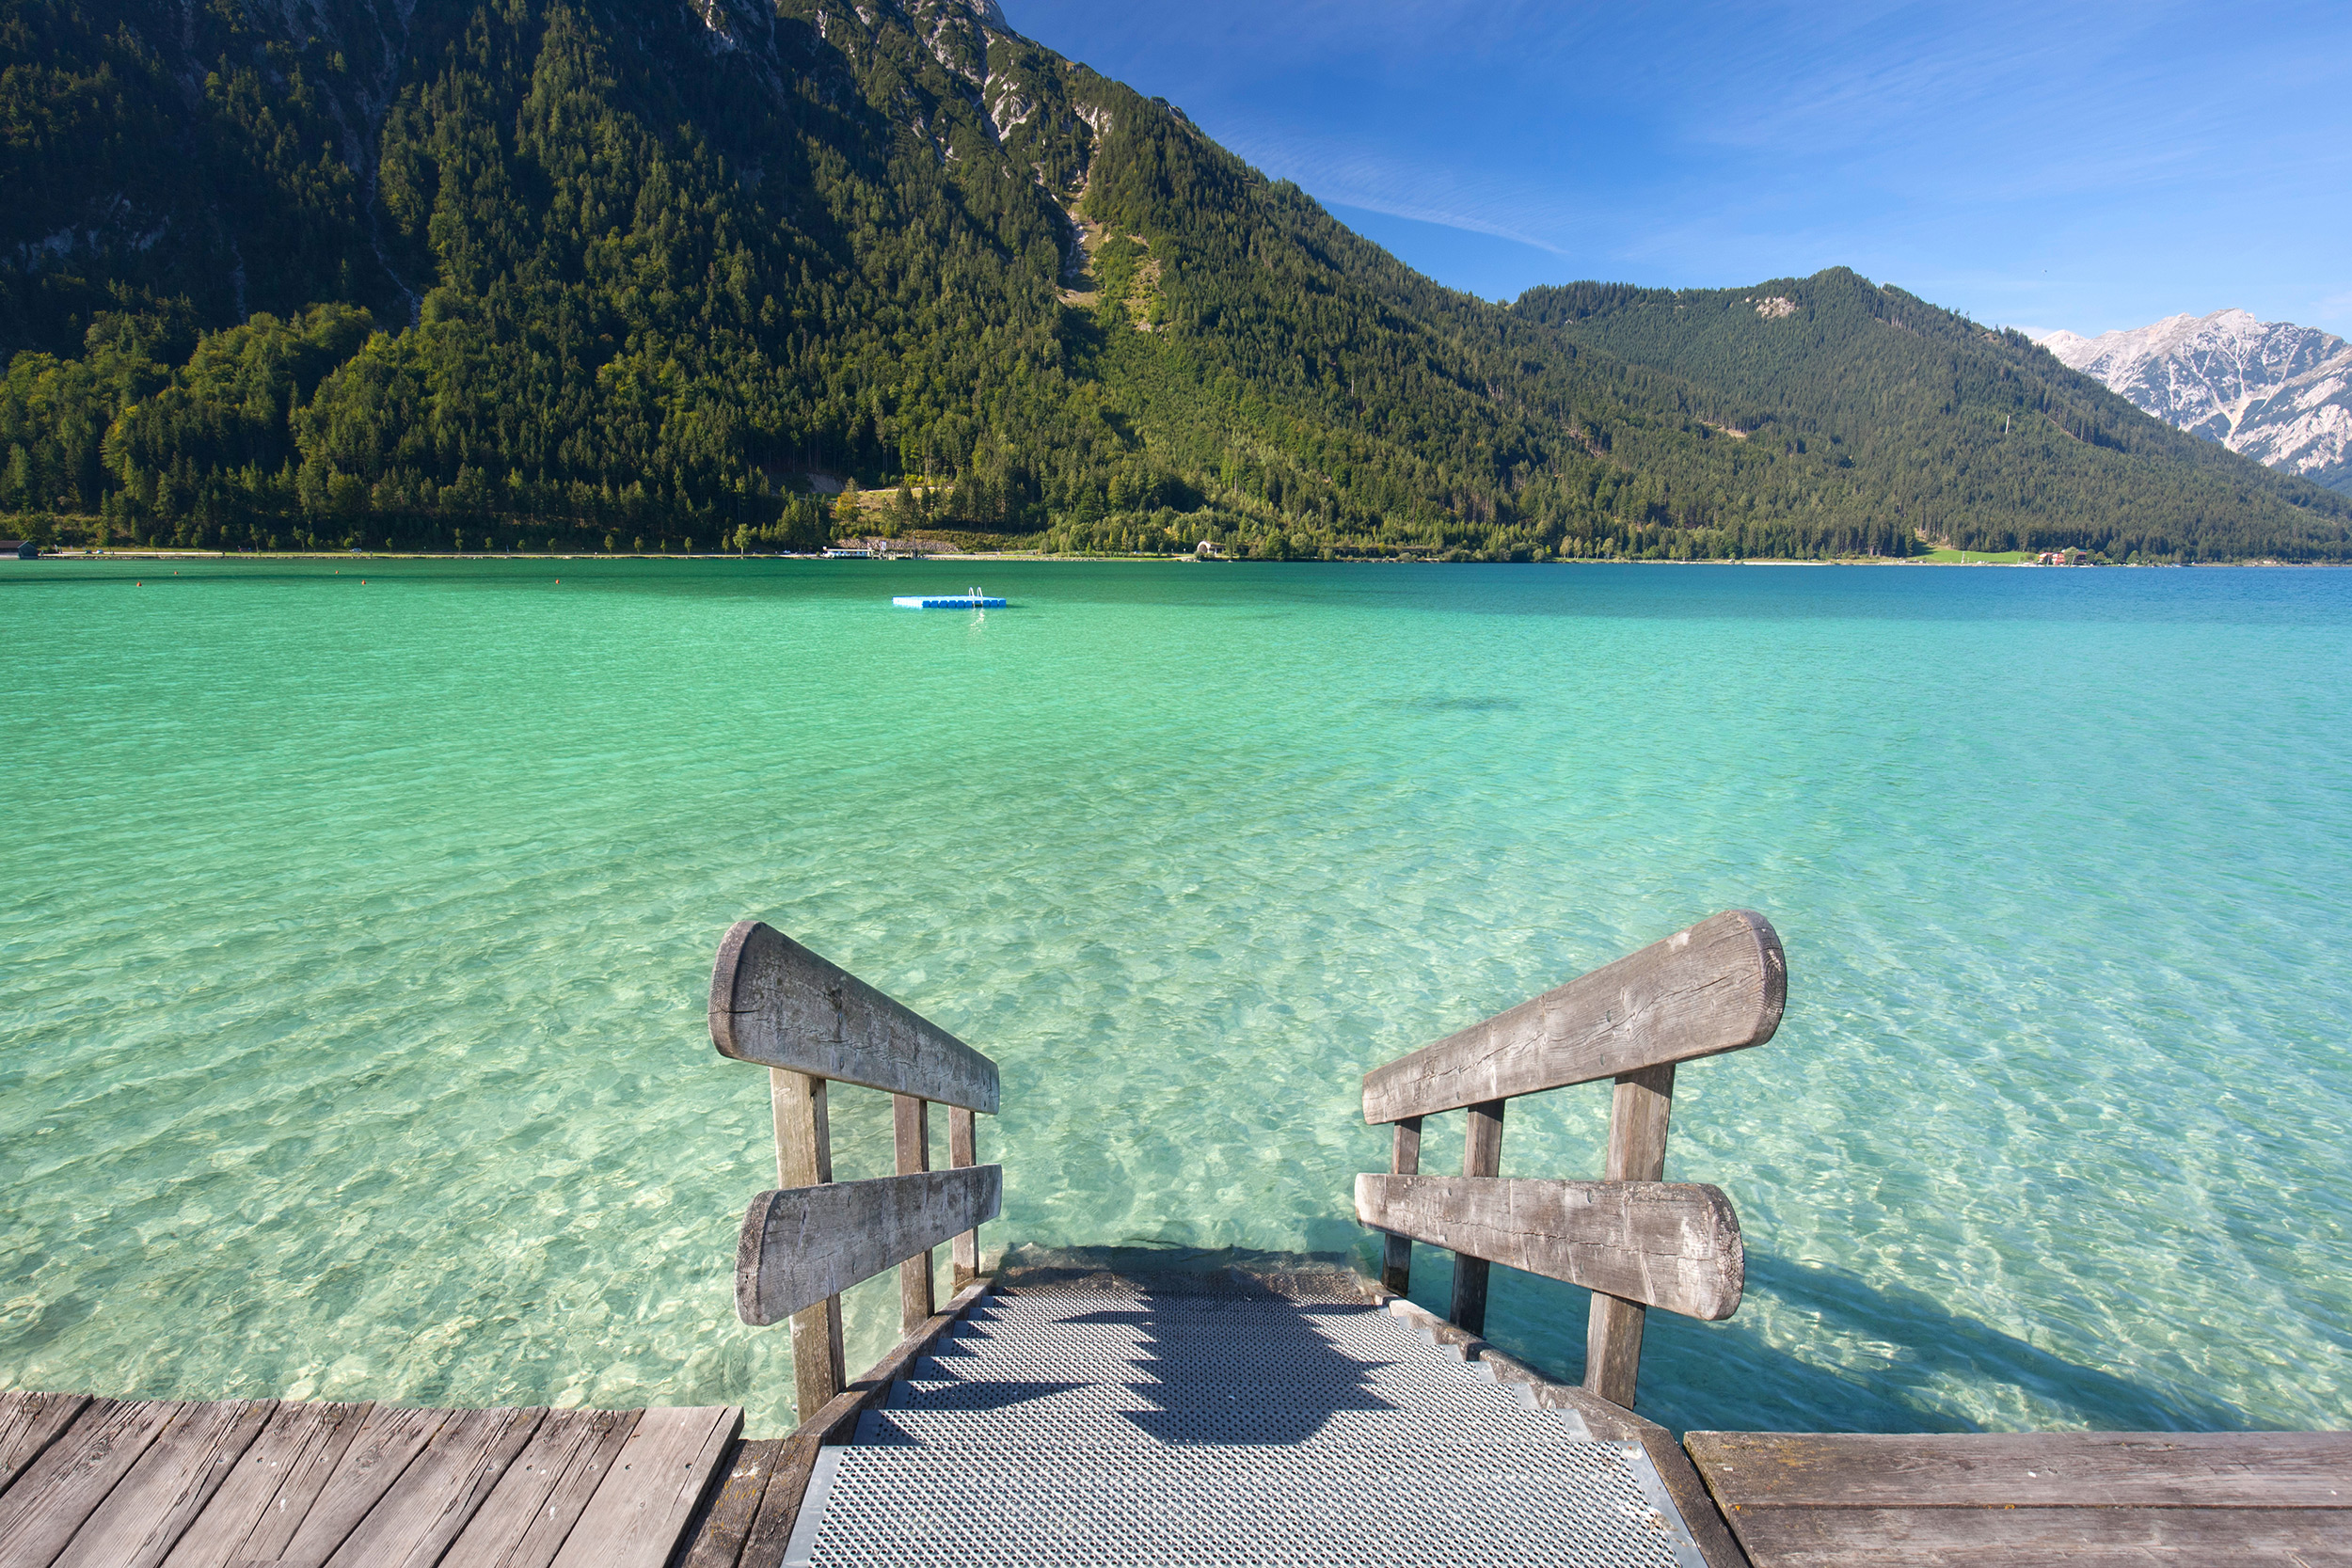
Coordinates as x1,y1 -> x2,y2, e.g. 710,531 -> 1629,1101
777,1279 -> 1710,1568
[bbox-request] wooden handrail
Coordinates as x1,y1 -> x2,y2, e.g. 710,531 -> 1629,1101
1355,910 -> 1787,1410
709,920 -> 1000,1112
709,920 -> 1001,1423
1361,909 -> 1784,1124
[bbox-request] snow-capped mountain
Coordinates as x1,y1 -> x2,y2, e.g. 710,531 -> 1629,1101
2038,309 -> 2352,492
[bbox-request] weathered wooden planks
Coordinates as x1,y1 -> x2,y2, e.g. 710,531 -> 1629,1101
272,1403 -> 449,1564
709,925 -> 1001,1433
1709,1505 -> 2352,1564
730,1431 -> 825,1568
0,1398 -> 181,1568
1686,1431 -> 2352,1567
319,1404 -> 543,1568
737,1166 -> 1003,1326
0,1392 -> 92,1496
50,1399 -> 275,1568
0,1397 -> 746,1568
159,1400 -> 373,1568
1362,910 -> 1786,1123
674,1436 -> 787,1568
708,920 -> 998,1112
1356,1171 -> 1744,1320
437,1407 -> 636,1568
546,1406 -> 740,1568
1688,1430 -> 2352,1510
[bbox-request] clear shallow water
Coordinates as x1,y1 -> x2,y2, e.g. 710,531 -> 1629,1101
3,557 -> 2347,1438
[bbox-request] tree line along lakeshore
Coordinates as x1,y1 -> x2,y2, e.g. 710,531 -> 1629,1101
4,0 -> 2347,565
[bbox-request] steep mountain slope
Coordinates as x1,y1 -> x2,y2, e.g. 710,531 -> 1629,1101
1518,274 -> 2352,560
2,0 -> 1715,558
2040,310 -> 2352,493
3,0 -> 2348,562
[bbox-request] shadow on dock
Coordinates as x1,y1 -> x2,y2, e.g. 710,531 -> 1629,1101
1429,1246 -> 2261,1435
1121,1274 -> 1399,1445
990,1243 -> 1413,1445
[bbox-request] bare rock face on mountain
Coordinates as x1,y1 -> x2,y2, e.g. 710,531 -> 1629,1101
2040,310 -> 2352,493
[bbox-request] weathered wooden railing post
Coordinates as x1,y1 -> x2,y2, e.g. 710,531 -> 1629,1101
1379,1117 -> 1421,1292
948,1105 -> 980,1289
1451,1101 -> 1504,1334
710,920 -> 1003,1425
1356,909 -> 1786,1411
771,1069 -> 848,1418
1587,1062 -> 1674,1404
892,1093 -> 934,1333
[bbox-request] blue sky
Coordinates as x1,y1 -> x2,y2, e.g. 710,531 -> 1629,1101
1002,1 -> 2352,339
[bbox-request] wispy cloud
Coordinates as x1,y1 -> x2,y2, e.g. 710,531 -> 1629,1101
1007,0 -> 2352,332
1206,122 -> 1581,255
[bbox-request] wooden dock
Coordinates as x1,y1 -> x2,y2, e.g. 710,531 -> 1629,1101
5,911 -> 2343,1566
0,1392 -> 739,1568
10,1274 -> 2349,1567
697,909 -> 2350,1566
1685,1428 -> 2352,1565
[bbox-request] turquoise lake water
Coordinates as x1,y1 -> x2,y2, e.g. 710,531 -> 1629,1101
3,557 -> 2347,1438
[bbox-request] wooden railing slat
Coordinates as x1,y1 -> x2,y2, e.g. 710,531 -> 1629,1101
1361,910 -> 1785,1124
710,921 -> 999,1113
1355,1172 -> 1744,1321
737,1167 -> 1004,1327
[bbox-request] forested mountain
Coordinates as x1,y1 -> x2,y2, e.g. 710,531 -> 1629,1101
1521,277 -> 2352,561
4,0 -> 2348,562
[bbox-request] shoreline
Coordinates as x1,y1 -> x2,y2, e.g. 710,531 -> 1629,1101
9,548 -> 2340,568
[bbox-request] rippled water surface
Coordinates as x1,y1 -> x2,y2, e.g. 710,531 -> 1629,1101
4,557 -> 2347,1436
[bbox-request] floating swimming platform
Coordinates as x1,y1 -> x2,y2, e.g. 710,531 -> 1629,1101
892,585 -> 1005,609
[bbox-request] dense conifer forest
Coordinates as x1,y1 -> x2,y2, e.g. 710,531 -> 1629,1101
4,0 -> 2348,562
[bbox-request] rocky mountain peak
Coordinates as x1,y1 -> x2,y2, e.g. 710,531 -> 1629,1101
2038,309 -> 2352,492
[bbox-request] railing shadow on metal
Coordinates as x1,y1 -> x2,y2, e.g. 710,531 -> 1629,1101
1356,909 -> 1787,1410
708,919 -> 1002,1423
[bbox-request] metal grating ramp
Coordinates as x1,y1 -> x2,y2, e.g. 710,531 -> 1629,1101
777,1279 -> 1709,1568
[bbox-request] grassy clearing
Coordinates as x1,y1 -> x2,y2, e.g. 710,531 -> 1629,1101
1916,547 -> 2038,563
